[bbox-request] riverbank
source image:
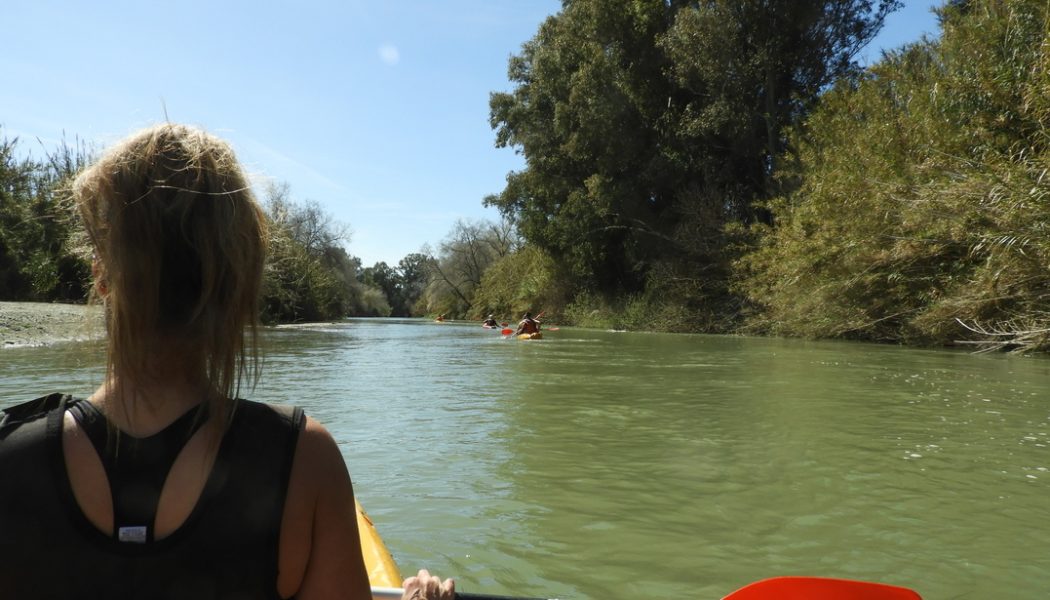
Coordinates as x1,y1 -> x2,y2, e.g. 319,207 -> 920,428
0,301 -> 355,349
0,301 -> 103,348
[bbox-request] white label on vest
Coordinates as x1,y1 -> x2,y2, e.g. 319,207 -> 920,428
118,526 -> 148,543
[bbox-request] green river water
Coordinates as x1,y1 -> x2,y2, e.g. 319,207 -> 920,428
2,318 -> 1049,598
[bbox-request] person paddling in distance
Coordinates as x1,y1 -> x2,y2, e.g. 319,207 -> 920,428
482,314 -> 500,328
0,124 -> 454,600
514,312 -> 541,337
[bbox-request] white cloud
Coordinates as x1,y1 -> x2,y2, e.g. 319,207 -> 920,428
378,44 -> 400,66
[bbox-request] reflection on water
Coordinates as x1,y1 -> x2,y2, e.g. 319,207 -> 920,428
3,319 -> 1049,598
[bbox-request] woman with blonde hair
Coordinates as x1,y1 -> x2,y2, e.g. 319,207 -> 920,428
0,123 -> 452,600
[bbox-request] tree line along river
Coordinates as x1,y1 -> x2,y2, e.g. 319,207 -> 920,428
2,318 -> 1048,598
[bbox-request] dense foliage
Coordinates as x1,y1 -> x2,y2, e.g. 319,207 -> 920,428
737,0 -> 1050,351
258,184 -> 430,322
0,132 -> 91,302
471,245 -> 564,321
418,219 -> 519,318
487,0 -> 899,318
261,184 -> 363,322
477,0 -> 1050,352
359,252 -> 431,317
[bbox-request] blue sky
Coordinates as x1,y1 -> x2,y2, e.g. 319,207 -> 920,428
4,1 -> 942,267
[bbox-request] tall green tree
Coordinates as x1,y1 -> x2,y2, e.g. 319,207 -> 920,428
660,0 -> 901,211
488,1 -> 677,294
396,252 -> 432,316
488,0 -> 900,318
361,261 -> 401,314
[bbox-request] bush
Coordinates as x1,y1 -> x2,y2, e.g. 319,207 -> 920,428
736,0 -> 1050,349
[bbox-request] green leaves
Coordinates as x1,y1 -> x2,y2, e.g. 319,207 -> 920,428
0,130 -> 92,302
489,0 -> 904,319
489,0 -> 676,295
420,219 -> 518,318
736,0 -> 1050,350
260,183 -> 378,322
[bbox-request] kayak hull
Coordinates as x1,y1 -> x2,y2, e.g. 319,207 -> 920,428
356,501 -> 402,588
517,332 -> 542,340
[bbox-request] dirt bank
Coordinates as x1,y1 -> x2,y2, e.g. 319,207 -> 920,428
0,301 -> 103,348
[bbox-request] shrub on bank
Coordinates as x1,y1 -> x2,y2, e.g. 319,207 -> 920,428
736,0 -> 1050,351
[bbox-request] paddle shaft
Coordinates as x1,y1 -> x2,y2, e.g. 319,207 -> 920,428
371,587 -> 558,600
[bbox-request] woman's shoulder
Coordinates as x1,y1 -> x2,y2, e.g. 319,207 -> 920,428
284,411 -> 344,473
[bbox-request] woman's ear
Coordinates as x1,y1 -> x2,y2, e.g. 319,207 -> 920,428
92,254 -> 109,297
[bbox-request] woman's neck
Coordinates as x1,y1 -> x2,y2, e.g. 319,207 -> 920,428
89,374 -> 210,437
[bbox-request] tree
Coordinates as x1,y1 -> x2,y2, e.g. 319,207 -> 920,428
264,182 -> 349,255
471,245 -> 564,319
0,130 -> 92,301
396,252 -> 433,316
261,183 -> 365,322
0,134 -> 35,299
421,219 -> 518,317
361,261 -> 401,314
488,1 -> 678,294
660,0 -> 901,209
488,0 -> 900,320
737,0 -> 1050,349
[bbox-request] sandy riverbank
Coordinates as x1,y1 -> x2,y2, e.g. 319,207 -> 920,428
0,301 -> 104,348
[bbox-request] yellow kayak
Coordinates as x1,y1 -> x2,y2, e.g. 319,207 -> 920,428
356,500 -> 402,589
517,332 -> 543,340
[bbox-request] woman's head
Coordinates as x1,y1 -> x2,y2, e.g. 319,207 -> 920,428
74,123 -> 267,408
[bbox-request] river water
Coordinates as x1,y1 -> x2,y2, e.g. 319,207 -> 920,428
2,318 -> 1049,599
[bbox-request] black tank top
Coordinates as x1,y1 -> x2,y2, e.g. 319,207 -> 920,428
68,398 -> 210,544
0,393 -> 304,600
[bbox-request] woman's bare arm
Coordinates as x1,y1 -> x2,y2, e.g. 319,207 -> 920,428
278,416 -> 371,600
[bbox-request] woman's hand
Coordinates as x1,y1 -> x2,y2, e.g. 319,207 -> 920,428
401,569 -> 455,600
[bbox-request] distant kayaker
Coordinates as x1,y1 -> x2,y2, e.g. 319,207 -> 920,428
435,313 -> 446,322
515,311 -> 541,336
482,314 -> 500,327
0,124 -> 454,600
